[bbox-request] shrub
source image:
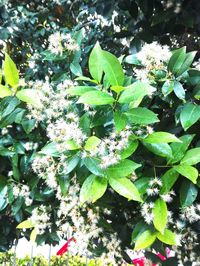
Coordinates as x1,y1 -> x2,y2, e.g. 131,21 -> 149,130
0,40 -> 200,265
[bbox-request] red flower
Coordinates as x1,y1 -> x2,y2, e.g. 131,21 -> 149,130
56,238 -> 76,256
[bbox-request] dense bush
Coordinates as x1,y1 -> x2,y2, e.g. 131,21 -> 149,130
1,1 -> 200,266
1,38 -> 200,265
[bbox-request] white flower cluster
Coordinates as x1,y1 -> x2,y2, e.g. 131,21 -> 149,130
88,127 -> 132,169
12,184 -> 33,206
87,12 -> 111,28
32,155 -> 58,189
23,141 -> 38,151
47,116 -> 87,152
31,205 -> 51,235
174,228 -> 200,266
27,79 -> 74,124
134,42 -> 171,82
141,177 -> 175,224
181,204 -> 200,223
48,32 -> 79,55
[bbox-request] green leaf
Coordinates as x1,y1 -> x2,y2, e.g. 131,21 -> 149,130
39,142 -> 60,157
168,134 -> 195,164
168,47 -> 186,74
78,90 -> 115,105
143,142 -> 172,159
114,111 -> 127,133
30,228 -> 37,242
64,156 -> 80,174
144,132 -> 181,144
174,165 -> 198,184
157,229 -> 177,245
126,107 -> 159,125
109,177 -> 143,202
67,86 -> 97,96
160,169 -> 179,194
118,82 -> 155,104
105,159 -> 141,178
70,62 -> 82,76
134,177 -> 150,195
17,220 -> 34,229
180,180 -> 198,207
80,174 -> 107,204
16,89 -> 42,106
161,80 -> 174,96
83,157 -> 104,177
125,54 -> 142,65
75,76 -> 98,84
119,140 -> 138,159
89,42 -> 103,83
173,81 -> 185,100
84,136 -> 101,151
180,103 -> 200,131
65,140 -> 80,150
134,230 -> 156,250
177,51 -> 197,75
131,222 -> 149,243
101,50 -> 125,86
181,148 -> 200,165
0,85 -> 12,98
4,53 -> 19,88
153,198 -> 168,234
21,118 -> 36,134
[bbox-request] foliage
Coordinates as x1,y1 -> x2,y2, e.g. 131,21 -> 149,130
0,252 -> 120,266
0,1 -> 200,265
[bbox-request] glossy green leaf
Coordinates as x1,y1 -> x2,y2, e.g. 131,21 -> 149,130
89,42 -> 103,83
181,147 -> 200,165
126,107 -> 159,125
143,143 -> 172,159
39,142 -> 59,156
177,51 -> 197,75
65,140 -> 80,150
109,177 -> 143,202
83,157 -> 104,177
168,134 -> 195,164
4,53 -> 19,88
114,111 -> 127,132
180,180 -> 198,207
180,103 -> 200,131
161,80 -> 174,96
134,230 -> 156,250
78,90 -> 115,105
17,219 -> 34,229
144,132 -> 181,144
84,136 -> 101,151
134,177 -> 150,195
157,229 -> 177,245
173,81 -> 185,100
160,169 -> 179,194
168,47 -> 186,74
80,174 -> 107,204
174,165 -> 198,184
119,140 -> 138,159
118,82 -> 155,104
105,159 -> 141,178
153,198 -> 168,234
67,86 -> 97,96
101,50 -> 125,86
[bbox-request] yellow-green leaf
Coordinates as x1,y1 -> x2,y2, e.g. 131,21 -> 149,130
17,220 -> 34,229
134,230 -> 157,250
